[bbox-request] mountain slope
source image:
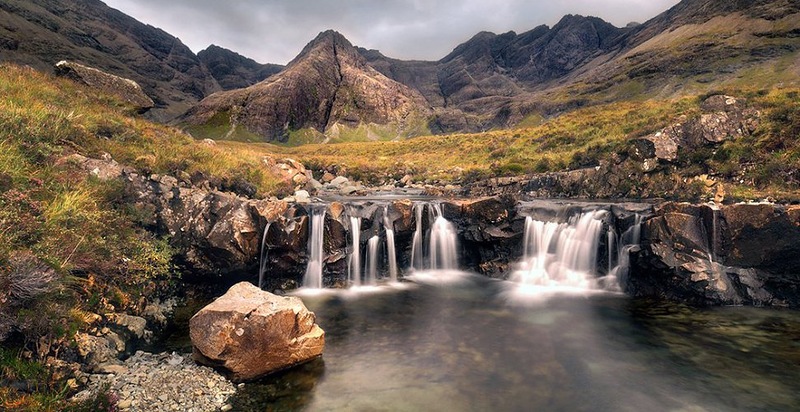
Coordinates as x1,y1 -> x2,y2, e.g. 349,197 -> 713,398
182,30 -> 432,143
0,0 -> 220,121
198,45 -> 284,90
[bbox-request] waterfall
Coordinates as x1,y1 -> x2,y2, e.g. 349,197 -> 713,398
512,211 -> 606,289
383,207 -> 398,282
365,235 -> 381,285
429,216 -> 458,270
348,215 -> 362,286
303,208 -> 326,289
408,202 -> 459,271
258,222 -> 272,289
603,213 -> 644,291
410,203 -> 424,270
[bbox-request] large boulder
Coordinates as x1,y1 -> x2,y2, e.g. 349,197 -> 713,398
55,61 -> 155,113
190,282 -> 325,382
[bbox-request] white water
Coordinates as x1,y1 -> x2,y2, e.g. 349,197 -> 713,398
410,203 -> 424,270
365,235 -> 381,285
303,208 -> 326,289
512,212 -> 606,290
429,216 -> 458,270
258,222 -> 272,289
602,213 -> 644,291
349,215 -> 362,286
383,207 -> 398,282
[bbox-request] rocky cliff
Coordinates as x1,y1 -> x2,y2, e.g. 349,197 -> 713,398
181,30 -> 432,142
198,45 -> 284,91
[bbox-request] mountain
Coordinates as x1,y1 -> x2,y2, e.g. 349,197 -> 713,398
361,0 -> 799,132
198,45 -> 283,90
181,30 -> 432,143
0,0 -> 223,121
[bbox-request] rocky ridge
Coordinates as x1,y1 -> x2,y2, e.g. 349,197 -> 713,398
182,30 -> 432,142
198,45 -> 284,91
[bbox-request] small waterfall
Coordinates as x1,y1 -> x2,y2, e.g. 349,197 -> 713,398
429,217 -> 458,270
409,202 -> 459,271
303,208 -> 326,289
383,207 -> 398,282
604,213 -> 644,291
364,235 -> 381,285
258,222 -> 272,289
410,203 -> 424,270
348,215 -> 362,286
513,211 -> 606,289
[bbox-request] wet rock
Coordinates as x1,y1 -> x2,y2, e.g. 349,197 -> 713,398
190,282 -> 325,382
629,201 -> 800,306
55,60 -> 155,113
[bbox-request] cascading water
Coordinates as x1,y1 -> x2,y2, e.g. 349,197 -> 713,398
429,207 -> 458,270
410,203 -> 425,270
409,202 -> 458,271
258,222 -> 272,289
364,235 -> 381,285
348,215 -> 362,286
383,207 -> 398,282
603,213 -> 644,291
512,211 -> 606,290
303,208 -> 327,289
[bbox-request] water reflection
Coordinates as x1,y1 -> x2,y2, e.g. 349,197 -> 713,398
226,273 -> 800,411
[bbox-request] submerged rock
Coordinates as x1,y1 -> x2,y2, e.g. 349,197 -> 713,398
190,282 -> 325,382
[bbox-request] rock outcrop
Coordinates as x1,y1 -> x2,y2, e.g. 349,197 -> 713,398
628,202 -> 800,306
182,30 -> 432,142
55,60 -> 154,113
190,282 -> 325,382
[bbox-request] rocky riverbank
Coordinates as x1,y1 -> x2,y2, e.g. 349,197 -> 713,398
74,351 -> 236,412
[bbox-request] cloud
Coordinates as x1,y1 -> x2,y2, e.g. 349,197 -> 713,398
103,0 -> 680,64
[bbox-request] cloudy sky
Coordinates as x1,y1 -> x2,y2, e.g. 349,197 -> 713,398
103,0 -> 680,65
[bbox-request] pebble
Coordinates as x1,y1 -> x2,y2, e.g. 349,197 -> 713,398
75,351 -> 235,412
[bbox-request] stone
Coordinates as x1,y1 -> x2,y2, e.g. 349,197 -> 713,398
106,313 -> 148,340
74,333 -> 121,372
330,176 -> 349,187
321,172 -> 335,183
339,185 -> 359,196
190,282 -> 325,382
55,61 -> 154,113
294,190 -> 311,204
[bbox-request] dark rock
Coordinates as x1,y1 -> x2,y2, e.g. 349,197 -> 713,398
628,201 -> 800,307
198,44 -> 283,90
190,282 -> 324,382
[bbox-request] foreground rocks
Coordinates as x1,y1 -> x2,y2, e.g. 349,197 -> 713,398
75,351 -> 236,412
190,282 -> 325,382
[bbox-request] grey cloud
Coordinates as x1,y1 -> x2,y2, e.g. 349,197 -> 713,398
104,0 -> 679,64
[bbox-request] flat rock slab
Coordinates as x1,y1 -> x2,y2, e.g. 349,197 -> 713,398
190,282 -> 324,382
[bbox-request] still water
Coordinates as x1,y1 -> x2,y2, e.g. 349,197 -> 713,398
228,272 -> 800,411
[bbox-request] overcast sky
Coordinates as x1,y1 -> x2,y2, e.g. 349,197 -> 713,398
103,0 -> 680,65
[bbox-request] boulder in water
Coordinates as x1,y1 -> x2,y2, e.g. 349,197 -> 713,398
190,282 -> 325,381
